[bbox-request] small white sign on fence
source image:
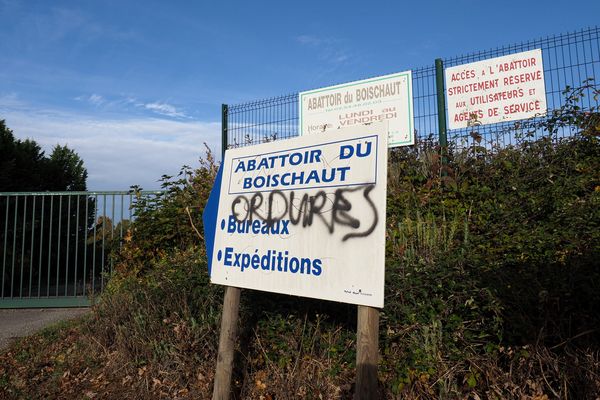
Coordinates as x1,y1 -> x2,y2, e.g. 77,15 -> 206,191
210,122 -> 388,307
299,72 -> 414,147
445,49 -> 547,130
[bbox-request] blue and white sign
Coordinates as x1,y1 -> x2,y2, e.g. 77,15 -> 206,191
206,122 -> 388,307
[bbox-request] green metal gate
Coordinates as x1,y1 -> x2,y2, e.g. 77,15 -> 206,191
0,191 -> 163,308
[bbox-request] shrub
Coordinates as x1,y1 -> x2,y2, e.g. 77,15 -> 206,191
3,85 -> 599,398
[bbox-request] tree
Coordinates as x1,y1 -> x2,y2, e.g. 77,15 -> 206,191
0,120 -> 46,191
46,145 -> 88,191
0,119 -> 88,191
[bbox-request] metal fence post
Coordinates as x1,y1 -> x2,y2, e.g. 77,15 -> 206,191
435,58 -> 448,168
221,104 -> 229,155
213,103 -> 241,400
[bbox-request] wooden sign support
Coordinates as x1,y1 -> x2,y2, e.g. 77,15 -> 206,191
212,286 -> 241,400
355,305 -> 380,400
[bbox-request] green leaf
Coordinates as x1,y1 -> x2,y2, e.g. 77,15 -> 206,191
467,373 -> 477,388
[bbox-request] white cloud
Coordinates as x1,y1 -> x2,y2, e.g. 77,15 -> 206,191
143,102 -> 187,118
88,94 -> 104,106
0,105 -> 221,191
0,93 -> 24,108
296,35 -> 322,46
74,93 -> 105,106
73,94 -> 190,118
295,34 -> 351,69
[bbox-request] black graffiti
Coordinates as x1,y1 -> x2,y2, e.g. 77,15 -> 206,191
231,185 -> 378,241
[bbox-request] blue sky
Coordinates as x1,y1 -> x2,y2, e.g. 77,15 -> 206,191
1,0 -> 599,190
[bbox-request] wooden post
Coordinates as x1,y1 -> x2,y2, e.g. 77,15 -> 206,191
212,286 -> 241,400
354,305 -> 380,400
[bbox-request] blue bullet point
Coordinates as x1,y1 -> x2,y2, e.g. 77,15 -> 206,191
217,250 -> 222,261
220,219 -> 225,230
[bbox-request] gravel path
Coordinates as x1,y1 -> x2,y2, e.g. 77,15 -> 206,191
0,308 -> 89,350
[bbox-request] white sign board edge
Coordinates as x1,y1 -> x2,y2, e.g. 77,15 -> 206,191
299,72 -> 414,148
445,49 -> 547,130
211,122 -> 389,308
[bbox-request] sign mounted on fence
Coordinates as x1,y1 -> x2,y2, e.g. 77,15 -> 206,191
206,122 -> 388,307
299,72 -> 414,148
445,49 -> 547,130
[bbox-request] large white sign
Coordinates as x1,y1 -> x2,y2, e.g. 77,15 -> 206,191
210,123 -> 388,307
299,72 -> 414,147
445,49 -> 547,130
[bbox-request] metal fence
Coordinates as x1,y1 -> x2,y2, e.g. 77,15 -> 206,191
0,191 -> 163,308
224,26 -> 600,151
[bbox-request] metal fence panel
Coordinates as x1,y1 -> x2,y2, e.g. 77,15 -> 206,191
0,191 -> 163,308
225,27 -> 600,151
